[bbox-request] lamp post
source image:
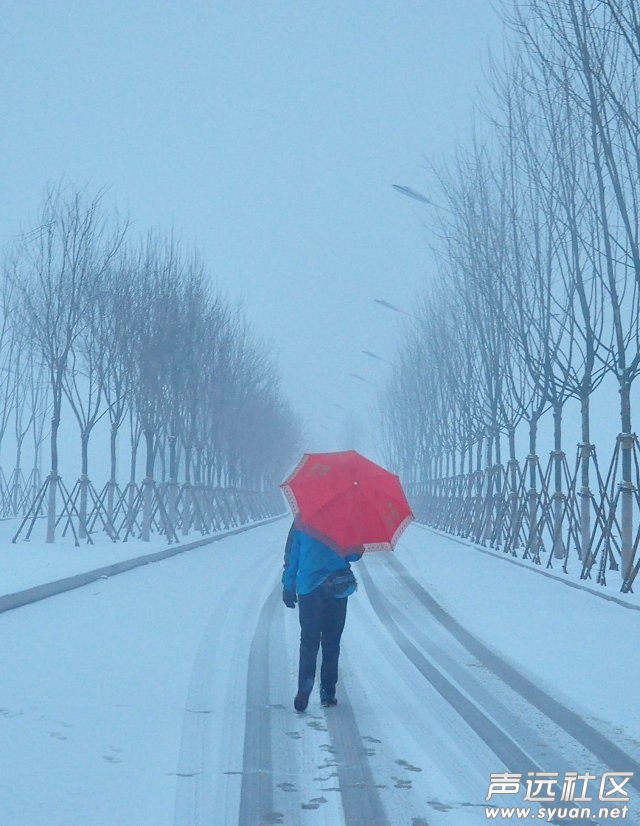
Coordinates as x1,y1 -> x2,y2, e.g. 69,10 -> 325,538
391,184 -> 432,204
349,372 -> 379,389
361,349 -> 391,364
392,183 -> 454,216
373,298 -> 419,322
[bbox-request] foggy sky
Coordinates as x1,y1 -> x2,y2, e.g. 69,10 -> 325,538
1,1 -> 505,460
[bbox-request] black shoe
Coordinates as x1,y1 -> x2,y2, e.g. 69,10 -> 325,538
294,690 -> 310,712
320,687 -> 337,707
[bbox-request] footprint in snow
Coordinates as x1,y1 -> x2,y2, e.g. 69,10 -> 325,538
102,747 -> 124,764
396,758 -> 422,773
427,800 -> 453,812
307,720 -> 327,732
0,708 -> 24,719
316,759 -> 338,770
314,771 -> 339,782
301,796 -> 327,810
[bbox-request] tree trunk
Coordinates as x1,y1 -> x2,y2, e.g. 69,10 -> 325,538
127,429 -> 137,535
13,436 -> 23,516
552,402 -> 565,559
167,434 -> 178,532
182,443 -> 192,537
79,432 -> 89,539
106,423 -> 118,538
507,427 -> 520,549
527,417 -> 540,557
142,429 -> 155,541
109,421 -> 117,482
482,433 -> 495,545
579,393 -> 591,562
619,377 -> 633,578
46,401 -> 61,544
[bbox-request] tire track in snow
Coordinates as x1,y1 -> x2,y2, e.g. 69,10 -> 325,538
172,546 -> 279,826
359,555 -> 640,823
323,690 -> 390,826
239,586 -> 389,826
238,586 -> 281,825
359,562 -> 540,778
384,554 -> 640,790
339,598 -> 497,823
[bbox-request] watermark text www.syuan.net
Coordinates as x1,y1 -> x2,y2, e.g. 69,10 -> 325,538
484,770 -> 633,821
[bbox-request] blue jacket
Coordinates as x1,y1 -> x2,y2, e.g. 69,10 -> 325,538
282,526 -> 361,596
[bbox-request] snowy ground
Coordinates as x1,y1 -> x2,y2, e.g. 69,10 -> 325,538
0,518 -> 172,594
0,519 -> 638,825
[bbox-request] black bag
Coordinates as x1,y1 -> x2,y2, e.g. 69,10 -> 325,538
321,567 -> 357,598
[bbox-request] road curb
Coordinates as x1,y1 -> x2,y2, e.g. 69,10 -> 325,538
0,513 -> 287,615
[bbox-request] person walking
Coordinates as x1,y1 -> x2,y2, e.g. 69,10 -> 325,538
282,522 -> 362,711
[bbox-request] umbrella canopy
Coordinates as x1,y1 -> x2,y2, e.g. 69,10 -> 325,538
280,450 -> 414,555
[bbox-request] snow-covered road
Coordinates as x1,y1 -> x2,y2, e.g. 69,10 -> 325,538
1,520 -> 638,825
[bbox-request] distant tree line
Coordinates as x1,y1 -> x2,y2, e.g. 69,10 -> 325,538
382,0 -> 640,591
1,185 -> 301,542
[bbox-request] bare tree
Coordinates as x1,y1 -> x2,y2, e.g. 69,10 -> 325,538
1,188 -> 296,544
508,0 -> 640,578
0,265 -> 20,506
127,233 -> 184,541
14,185 -> 125,542
62,279 -> 110,538
9,327 -> 48,516
532,54 -> 611,561
94,256 -> 136,536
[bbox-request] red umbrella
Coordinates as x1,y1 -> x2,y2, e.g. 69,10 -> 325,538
280,450 -> 414,556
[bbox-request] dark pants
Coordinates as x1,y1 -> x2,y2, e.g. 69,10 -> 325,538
297,587 -> 348,696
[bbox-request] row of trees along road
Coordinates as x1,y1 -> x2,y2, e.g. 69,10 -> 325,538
381,0 -> 640,592
1,186 -> 301,544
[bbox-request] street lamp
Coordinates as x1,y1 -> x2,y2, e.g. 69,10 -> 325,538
374,298 -> 402,313
349,373 -> 379,390
361,349 -> 391,364
373,298 -> 419,321
391,184 -> 432,204
393,183 -> 453,215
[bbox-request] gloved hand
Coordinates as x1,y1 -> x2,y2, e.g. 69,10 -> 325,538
282,589 -> 297,609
